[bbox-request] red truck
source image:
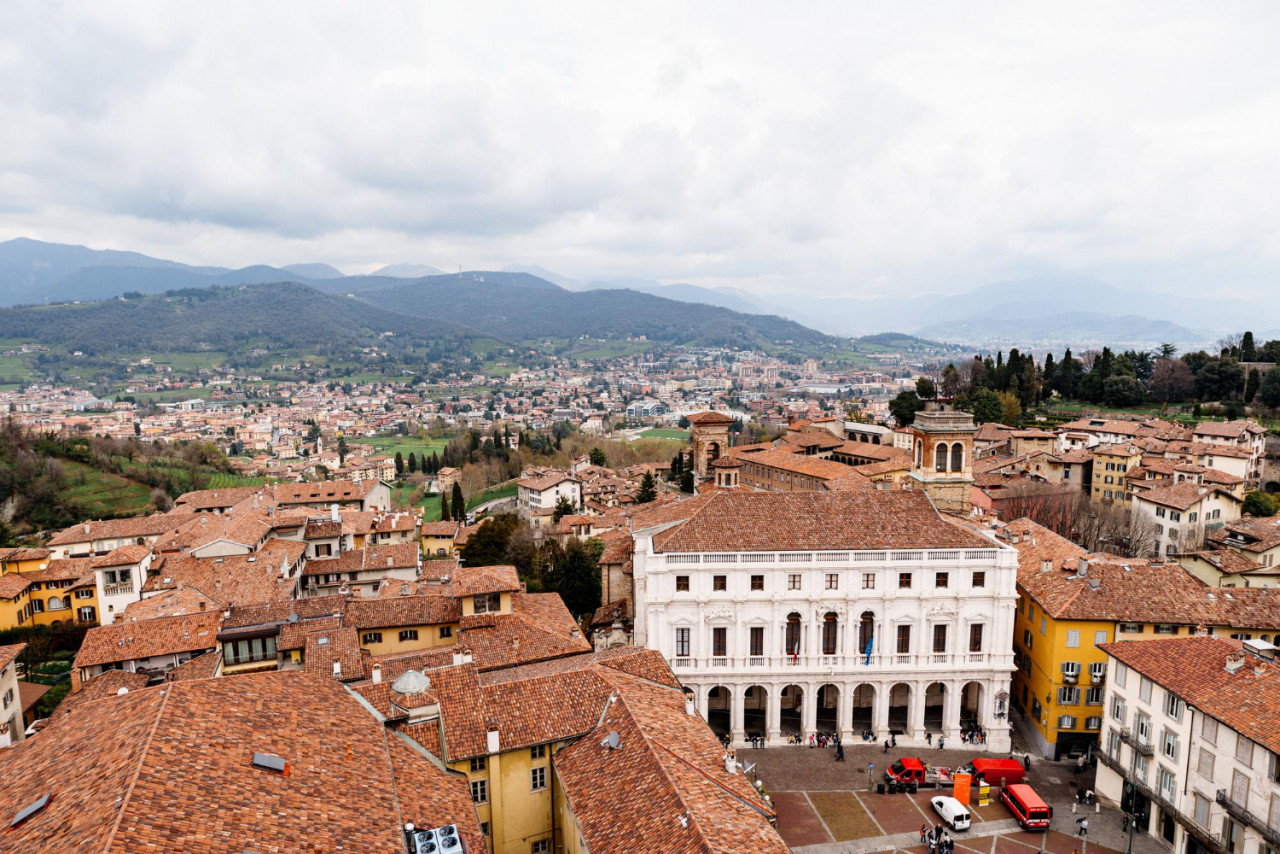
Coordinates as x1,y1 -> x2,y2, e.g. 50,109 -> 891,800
884,758 -> 953,787
954,758 -> 1026,786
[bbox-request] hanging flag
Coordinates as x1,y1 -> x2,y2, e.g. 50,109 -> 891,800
864,636 -> 874,665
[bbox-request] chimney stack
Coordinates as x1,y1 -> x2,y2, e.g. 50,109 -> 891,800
1225,651 -> 1247,674
371,663 -> 382,684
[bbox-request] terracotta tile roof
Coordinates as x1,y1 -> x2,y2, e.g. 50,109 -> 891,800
1192,419 -> 1266,438
0,672 -> 481,853
459,593 -> 590,671
142,551 -> 295,608
345,594 -> 460,630
687,411 -> 736,425
1101,637 -> 1280,754
1181,549 -> 1264,575
63,669 -> 151,711
518,471 -> 579,491
173,485 -> 265,511
591,598 -> 631,629
0,547 -> 50,563
652,491 -> 996,553
74,612 -> 222,670
425,664 -> 488,761
1210,515 -> 1280,553
122,587 -> 224,621
0,643 -> 25,671
304,520 -> 341,539
729,445 -> 872,485
219,594 -> 348,631
20,556 -> 93,583
451,564 -> 522,597
46,513 -> 189,547
553,670 -> 785,853
278,615 -> 343,651
273,478 -> 382,505
304,626 -> 366,681
89,544 -> 151,567
420,520 -> 461,537
17,679 -> 50,713
0,573 -> 31,600
1134,481 -> 1239,511
165,649 -> 221,682
302,542 -> 418,576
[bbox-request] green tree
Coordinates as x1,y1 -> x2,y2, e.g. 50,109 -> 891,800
0,519 -> 14,548
1245,369 -> 1261,403
1260,368 -> 1280,408
460,514 -> 520,566
394,452 -> 404,476
451,482 -> 466,520
548,537 -> 603,616
1103,375 -> 1147,408
1241,331 -> 1257,362
337,436 -> 349,467
408,452 -> 418,473
889,390 -> 924,426
670,452 -> 683,480
966,388 -> 1003,424
915,377 -> 937,399
440,491 -> 451,521
589,447 -> 607,467
1194,357 -> 1244,401
552,495 -> 577,523
636,472 -> 657,503
680,466 -> 695,494
997,391 -> 1022,426
1243,491 -> 1277,517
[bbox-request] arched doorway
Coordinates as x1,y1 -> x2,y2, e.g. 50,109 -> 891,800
858,611 -> 875,664
744,685 -> 768,740
706,686 -> 731,738
924,682 -> 946,732
780,684 -> 804,738
851,684 -> 875,734
888,683 -> 911,733
961,681 -> 984,734
816,684 -> 839,733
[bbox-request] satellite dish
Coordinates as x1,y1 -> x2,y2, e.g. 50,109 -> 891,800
601,731 -> 620,750
287,613 -> 299,623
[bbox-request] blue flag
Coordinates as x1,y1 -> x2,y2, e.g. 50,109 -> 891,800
863,636 -> 874,665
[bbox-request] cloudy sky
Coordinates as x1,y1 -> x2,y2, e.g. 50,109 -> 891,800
3,1 -> 1279,299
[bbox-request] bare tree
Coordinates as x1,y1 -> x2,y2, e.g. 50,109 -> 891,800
1069,495 -> 1158,558
997,482 -> 1079,534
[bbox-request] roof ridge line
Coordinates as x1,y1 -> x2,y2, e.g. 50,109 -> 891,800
100,682 -> 173,854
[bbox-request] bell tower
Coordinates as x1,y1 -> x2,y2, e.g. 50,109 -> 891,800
688,411 -> 735,479
908,401 -> 975,515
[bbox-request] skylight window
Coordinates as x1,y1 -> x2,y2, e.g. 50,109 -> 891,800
11,793 -> 51,828
251,752 -> 288,774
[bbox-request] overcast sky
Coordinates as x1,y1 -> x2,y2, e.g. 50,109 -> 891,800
3,2 -> 1279,299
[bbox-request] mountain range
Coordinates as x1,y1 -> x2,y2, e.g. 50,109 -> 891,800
1,237 -> 1269,347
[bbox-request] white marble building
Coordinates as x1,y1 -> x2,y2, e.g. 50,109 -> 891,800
631,490 -> 1018,751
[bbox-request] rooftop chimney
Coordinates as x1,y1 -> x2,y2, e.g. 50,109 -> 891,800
1076,558 -> 1089,578
486,728 -> 500,754
371,663 -> 382,684
1225,651 -> 1247,674
1040,559 -> 1052,574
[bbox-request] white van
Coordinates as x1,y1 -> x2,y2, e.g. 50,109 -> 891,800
931,795 -> 971,831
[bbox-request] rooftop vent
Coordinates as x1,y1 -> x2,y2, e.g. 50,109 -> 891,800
251,752 -> 288,774
392,669 -> 431,696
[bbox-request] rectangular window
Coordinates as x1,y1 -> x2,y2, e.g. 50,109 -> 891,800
362,632 -> 383,645
440,626 -> 453,639
1232,769 -> 1249,804
1198,748 -> 1215,780
826,573 -> 839,590
750,626 -> 764,657
969,623 -> 984,652
531,744 -> 546,760
713,575 -> 727,591
675,627 -> 690,658
1095,630 -> 1109,646
1111,698 -> 1127,724
788,574 -> 802,590
1163,730 -> 1179,761
399,629 -> 418,642
1202,716 -> 1218,745
1194,793 -> 1211,827
1119,623 -> 1142,634
935,572 -> 949,589
933,624 -> 948,653
76,588 -> 93,599
473,592 -> 501,614
676,575 -> 689,592
532,842 -> 550,854
470,756 -> 487,772
1236,734 -> 1254,767
1022,629 -> 1033,650
972,571 -> 986,588
1158,767 -> 1176,801
531,766 -> 547,791
1085,686 -> 1105,704
1164,692 -> 1183,721
712,627 -> 727,657
480,822 -> 489,838
1155,624 -> 1176,634
751,574 -> 764,591
1039,616 -> 1047,635
896,624 -> 911,654
1058,686 -> 1081,705
1139,677 -> 1152,703
1116,662 -> 1129,688
1066,629 -> 1080,648
1136,713 -> 1151,743
471,780 -> 488,804
898,572 -> 912,589
862,573 -> 875,589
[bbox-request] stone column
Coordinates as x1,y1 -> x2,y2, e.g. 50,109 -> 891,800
943,679 -> 962,744
874,681 -> 892,743
766,683 -> 782,745
838,683 -> 855,745
909,681 -> 927,743
802,681 -> 818,740
730,685 -> 746,747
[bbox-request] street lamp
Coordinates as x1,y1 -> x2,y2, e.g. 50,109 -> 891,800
1123,783 -> 1136,854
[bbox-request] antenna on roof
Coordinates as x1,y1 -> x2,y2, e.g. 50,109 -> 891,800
601,731 -> 621,750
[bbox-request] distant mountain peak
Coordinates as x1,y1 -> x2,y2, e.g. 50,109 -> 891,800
369,263 -> 446,278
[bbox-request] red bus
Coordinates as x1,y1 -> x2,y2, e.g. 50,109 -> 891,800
1001,783 -> 1053,830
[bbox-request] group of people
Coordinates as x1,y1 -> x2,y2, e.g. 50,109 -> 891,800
921,823 -> 954,854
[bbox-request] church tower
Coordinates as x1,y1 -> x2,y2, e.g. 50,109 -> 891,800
688,411 -> 736,479
908,400 -> 975,515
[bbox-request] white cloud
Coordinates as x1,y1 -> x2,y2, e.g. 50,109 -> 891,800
1,1 -> 1279,300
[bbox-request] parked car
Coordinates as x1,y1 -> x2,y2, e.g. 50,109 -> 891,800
931,795 -> 971,830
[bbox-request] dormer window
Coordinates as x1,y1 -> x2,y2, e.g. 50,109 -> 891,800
474,592 -> 501,614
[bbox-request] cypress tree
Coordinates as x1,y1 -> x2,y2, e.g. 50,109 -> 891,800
451,483 -> 465,521
440,491 -> 451,521
408,452 -> 418,473
394,452 -> 405,476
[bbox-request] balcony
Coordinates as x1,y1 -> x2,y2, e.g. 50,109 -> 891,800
102,583 -> 134,597
1119,728 -> 1154,756
1172,810 -> 1229,854
1217,790 -> 1280,848
661,652 -> 998,674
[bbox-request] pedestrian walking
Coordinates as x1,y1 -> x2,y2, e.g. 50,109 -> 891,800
836,742 -> 845,762
1076,817 -> 1089,837
884,739 -> 890,754
1086,788 -> 1094,805
1076,755 -> 1085,774
939,736 -> 945,750
920,824 -> 928,844
926,732 -> 933,745
892,734 -> 897,748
